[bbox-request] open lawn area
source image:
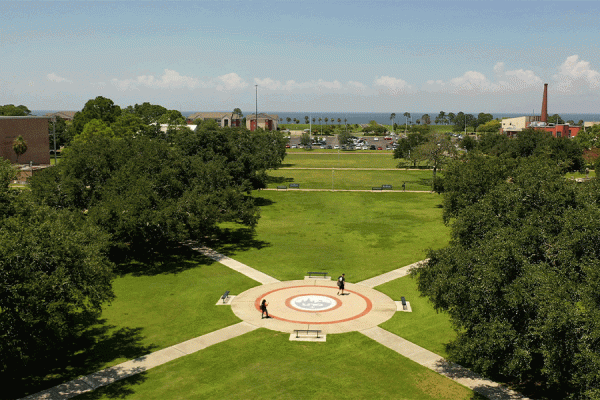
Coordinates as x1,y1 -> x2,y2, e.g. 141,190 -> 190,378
282,152 -> 399,169
76,330 -> 480,400
267,169 -> 435,191
14,190 -> 463,399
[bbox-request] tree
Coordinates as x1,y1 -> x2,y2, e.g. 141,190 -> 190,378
318,117 -> 322,125
312,117 -> 316,125
436,111 -> 446,125
548,114 -> 565,125
460,135 -> 477,151
476,119 -> 501,133
233,107 -> 243,118
111,113 -> 153,138
403,112 -> 411,131
124,102 -> 168,125
413,132 -> 457,184
12,135 -> 27,163
324,117 -> 329,125
447,112 -> 456,125
421,114 -> 431,125
414,158 -> 600,398
476,112 -> 494,129
393,131 -> 428,163
390,113 -> 396,131
576,124 -> 600,150
0,104 -> 31,116
300,132 -> 311,146
286,117 -> 292,124
73,119 -> 115,144
72,96 -> 121,135
337,118 -> 341,125
304,116 -> 309,124
337,131 -> 354,147
0,195 -> 114,372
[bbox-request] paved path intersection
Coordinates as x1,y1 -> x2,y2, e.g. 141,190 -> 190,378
24,245 -> 529,400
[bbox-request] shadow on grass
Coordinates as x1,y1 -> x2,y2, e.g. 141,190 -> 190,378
114,244 -> 214,277
204,226 -> 270,256
76,373 -> 148,399
7,315 -> 155,399
253,196 -> 275,207
265,175 -> 294,184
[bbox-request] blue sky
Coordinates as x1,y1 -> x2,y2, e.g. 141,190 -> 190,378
1,0 -> 599,113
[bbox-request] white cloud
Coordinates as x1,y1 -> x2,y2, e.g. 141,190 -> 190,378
216,72 -> 248,91
425,63 -> 541,94
253,77 -> 355,91
553,55 -> 600,93
47,72 -> 72,83
373,76 -> 411,94
111,69 -> 206,91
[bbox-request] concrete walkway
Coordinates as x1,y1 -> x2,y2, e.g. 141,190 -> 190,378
355,259 -> 427,288
23,322 -> 258,400
360,327 -> 529,400
186,243 -> 280,285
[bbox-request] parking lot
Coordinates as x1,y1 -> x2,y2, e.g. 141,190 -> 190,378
286,134 -> 398,151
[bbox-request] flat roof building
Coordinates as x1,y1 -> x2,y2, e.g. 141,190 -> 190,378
0,116 -> 50,165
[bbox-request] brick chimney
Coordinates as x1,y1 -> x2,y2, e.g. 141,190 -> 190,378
541,83 -> 548,123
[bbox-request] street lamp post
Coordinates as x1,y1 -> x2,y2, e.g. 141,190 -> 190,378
255,85 -> 258,131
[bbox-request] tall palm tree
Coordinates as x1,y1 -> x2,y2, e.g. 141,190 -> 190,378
403,112 -> 411,132
337,118 -> 341,125
390,113 -> 396,132
13,135 -> 27,163
318,117 -> 322,125
324,117 -> 329,125
286,117 -> 292,124
304,116 -> 309,124
312,117 -> 316,124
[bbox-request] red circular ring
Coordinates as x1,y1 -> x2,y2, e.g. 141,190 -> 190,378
255,285 -> 373,324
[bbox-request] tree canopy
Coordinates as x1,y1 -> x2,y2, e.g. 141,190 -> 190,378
414,132 -> 600,399
0,104 -> 31,116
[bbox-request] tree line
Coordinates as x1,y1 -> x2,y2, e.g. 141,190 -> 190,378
412,130 -> 600,399
0,97 -> 286,375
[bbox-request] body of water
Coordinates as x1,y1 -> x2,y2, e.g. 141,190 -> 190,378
33,110 -> 600,125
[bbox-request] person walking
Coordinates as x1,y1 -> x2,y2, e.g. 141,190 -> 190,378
337,273 -> 346,295
402,182 -> 406,191
260,299 -> 270,318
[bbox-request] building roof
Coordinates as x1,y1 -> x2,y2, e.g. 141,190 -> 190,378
187,112 -> 243,120
247,113 -> 279,120
44,111 -> 77,120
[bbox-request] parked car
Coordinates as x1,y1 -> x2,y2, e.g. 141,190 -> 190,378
369,145 -> 376,150
377,146 -> 383,150
285,144 -> 290,148
333,145 -> 339,149
320,145 -> 326,149
373,137 -> 379,141
291,144 -> 297,148
363,145 -> 370,150
327,145 -> 332,149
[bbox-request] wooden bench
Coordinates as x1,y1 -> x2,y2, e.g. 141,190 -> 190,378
307,271 -> 328,278
294,329 -> 322,338
382,184 -> 392,190
401,296 -> 407,310
221,290 -> 230,303
277,186 -> 287,190
289,183 -> 300,188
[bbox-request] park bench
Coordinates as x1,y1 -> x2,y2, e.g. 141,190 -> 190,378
382,184 -> 392,190
277,186 -> 287,190
307,271 -> 328,278
372,187 -> 382,191
289,183 -> 300,188
294,329 -> 322,338
401,296 -> 407,310
221,290 -> 230,303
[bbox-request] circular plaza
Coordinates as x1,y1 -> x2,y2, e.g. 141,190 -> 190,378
230,279 -> 398,334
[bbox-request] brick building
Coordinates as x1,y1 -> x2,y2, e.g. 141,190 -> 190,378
246,113 -> 279,131
0,116 -> 50,165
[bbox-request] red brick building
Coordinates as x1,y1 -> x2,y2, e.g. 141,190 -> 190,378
0,116 -> 50,165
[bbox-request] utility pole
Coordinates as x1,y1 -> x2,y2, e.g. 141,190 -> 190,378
53,117 -> 57,164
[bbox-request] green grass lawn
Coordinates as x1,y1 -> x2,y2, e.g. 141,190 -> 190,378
76,330 -> 480,400
282,152 -> 400,169
13,246 -> 260,398
211,191 -> 449,282
16,187 -> 462,399
378,275 -> 456,358
267,169 -> 435,191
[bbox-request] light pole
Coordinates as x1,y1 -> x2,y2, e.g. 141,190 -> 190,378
254,85 -> 258,131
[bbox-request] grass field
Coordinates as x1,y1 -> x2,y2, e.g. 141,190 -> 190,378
267,169 -> 434,191
13,149 -> 479,399
281,152 -> 400,169
76,330 -> 480,400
